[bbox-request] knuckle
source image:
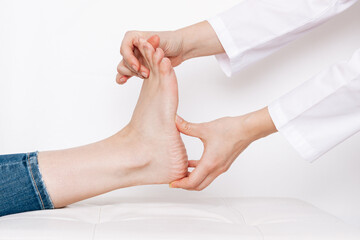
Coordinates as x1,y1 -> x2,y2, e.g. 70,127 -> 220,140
219,166 -> 227,174
124,30 -> 135,37
139,39 -> 146,48
219,164 -> 230,174
120,48 -> 125,56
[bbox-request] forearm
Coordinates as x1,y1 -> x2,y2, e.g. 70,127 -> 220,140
174,0 -> 356,67
240,107 -> 278,142
177,21 -> 224,61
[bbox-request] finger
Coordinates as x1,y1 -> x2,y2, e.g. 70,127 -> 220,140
175,115 -> 205,138
134,38 -> 152,69
195,173 -> 218,191
134,47 -> 150,78
170,163 -> 208,190
131,35 -> 160,78
117,61 -> 135,77
123,59 -> 144,78
120,35 -> 141,73
139,65 -> 150,79
188,160 -> 199,168
116,58 -> 141,84
116,61 -> 136,84
116,73 -> 130,85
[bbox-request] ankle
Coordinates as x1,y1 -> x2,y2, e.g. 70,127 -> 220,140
105,126 -> 153,187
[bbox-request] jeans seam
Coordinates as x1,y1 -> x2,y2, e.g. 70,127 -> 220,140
35,151 -> 55,209
27,153 -> 45,210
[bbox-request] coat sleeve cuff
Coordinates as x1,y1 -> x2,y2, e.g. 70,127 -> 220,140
207,17 -> 238,77
268,101 -> 320,162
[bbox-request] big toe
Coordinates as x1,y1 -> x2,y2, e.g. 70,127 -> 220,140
137,38 -> 155,69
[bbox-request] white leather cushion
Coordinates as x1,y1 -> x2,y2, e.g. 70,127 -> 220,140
0,197 -> 359,240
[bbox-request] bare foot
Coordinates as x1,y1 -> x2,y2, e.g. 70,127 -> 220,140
123,38 -> 188,184
36,40 -> 188,208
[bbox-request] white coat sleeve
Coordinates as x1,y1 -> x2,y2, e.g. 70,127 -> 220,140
208,0 -> 357,76
268,48 -> 360,162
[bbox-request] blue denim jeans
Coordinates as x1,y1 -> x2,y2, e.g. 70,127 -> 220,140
0,152 -> 54,217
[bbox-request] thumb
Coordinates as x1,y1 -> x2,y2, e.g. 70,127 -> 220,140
170,176 -> 191,189
176,115 -> 204,138
147,35 -> 160,49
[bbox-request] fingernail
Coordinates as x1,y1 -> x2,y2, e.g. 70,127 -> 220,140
169,183 -> 173,188
141,72 -> 148,78
176,115 -> 183,123
132,65 -> 137,72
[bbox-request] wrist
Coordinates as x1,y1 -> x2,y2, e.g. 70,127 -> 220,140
175,27 -> 192,61
242,107 -> 277,141
176,21 -> 224,61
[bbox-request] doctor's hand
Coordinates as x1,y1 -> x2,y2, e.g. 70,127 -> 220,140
170,107 -> 277,191
116,21 -> 224,84
116,31 -> 184,84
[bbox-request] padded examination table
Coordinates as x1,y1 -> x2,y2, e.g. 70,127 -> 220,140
0,197 -> 359,240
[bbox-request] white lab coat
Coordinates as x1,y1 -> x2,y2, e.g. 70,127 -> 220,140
208,0 -> 360,162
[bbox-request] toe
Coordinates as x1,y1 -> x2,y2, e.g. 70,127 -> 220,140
153,48 -> 165,65
134,38 -> 153,69
143,42 -> 155,67
151,48 -> 164,74
159,57 -> 173,75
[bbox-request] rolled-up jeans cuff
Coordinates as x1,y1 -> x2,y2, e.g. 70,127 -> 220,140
28,151 -> 54,210
0,151 -> 54,217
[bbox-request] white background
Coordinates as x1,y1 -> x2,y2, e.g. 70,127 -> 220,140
0,0 -> 359,228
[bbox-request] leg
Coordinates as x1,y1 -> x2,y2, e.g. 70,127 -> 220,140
0,152 -> 54,216
39,40 -> 188,208
1,40 -> 188,214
